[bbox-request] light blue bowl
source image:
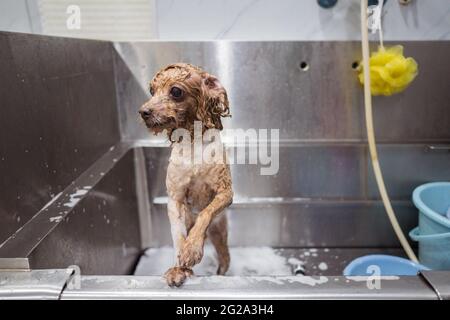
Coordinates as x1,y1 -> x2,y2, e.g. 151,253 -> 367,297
343,254 -> 430,276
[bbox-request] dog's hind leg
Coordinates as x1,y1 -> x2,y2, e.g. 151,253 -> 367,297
208,213 -> 230,275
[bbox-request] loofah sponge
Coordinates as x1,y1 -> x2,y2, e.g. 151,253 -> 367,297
358,45 -> 418,96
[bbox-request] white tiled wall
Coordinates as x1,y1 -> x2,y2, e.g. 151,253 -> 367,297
1,0 -> 449,40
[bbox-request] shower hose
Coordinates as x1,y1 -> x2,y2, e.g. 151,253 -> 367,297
360,0 -> 418,262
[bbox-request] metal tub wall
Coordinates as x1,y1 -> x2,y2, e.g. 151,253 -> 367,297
0,32 -> 141,274
114,41 -> 450,143
0,144 -> 143,274
0,35 -> 449,280
28,149 -> 142,275
144,144 -> 450,249
116,40 -> 450,250
0,32 -> 121,245
0,35 -> 450,299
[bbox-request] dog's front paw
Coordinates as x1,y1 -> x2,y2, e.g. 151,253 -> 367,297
179,239 -> 204,268
164,267 -> 193,287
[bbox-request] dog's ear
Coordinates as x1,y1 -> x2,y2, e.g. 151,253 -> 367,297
199,74 -> 231,130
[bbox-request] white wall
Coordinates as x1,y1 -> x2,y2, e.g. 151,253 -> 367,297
1,0 -> 449,41
0,0 -> 40,34
155,0 -> 450,40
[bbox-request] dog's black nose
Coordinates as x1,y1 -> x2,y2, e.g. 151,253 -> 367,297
139,109 -> 152,119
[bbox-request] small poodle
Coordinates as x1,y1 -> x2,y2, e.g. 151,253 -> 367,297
139,63 -> 233,287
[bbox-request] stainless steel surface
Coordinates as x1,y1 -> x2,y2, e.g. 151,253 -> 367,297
114,41 -> 450,143
0,31 -> 120,245
133,148 -> 153,249
427,145 -> 450,152
60,275 -> 437,300
0,144 -> 422,271
151,199 -> 417,247
367,145 -> 450,199
144,144 -> 450,247
0,143 -> 142,275
113,46 -> 150,141
420,271 -> 450,300
0,258 -> 29,270
0,269 -> 72,300
113,40 -> 450,247
268,248 -> 408,276
28,146 -> 142,275
1,33 -> 449,298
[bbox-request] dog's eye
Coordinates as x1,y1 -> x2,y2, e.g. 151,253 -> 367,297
149,87 -> 155,96
170,86 -> 183,99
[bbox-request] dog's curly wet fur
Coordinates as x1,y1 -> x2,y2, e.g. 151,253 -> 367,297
139,63 -> 233,287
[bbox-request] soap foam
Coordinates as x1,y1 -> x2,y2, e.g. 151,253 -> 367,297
134,246 -> 295,276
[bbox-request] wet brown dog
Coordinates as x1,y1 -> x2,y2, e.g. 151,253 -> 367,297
139,63 -> 233,287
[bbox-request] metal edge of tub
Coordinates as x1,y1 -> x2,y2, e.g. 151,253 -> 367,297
419,271 -> 450,300
0,269 -> 74,300
59,274 -> 439,300
0,142 -> 133,270
0,270 -> 444,300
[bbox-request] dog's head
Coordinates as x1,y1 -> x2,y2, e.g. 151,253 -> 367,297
139,63 -> 230,138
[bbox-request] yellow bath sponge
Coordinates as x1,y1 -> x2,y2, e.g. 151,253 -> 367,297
358,45 -> 418,96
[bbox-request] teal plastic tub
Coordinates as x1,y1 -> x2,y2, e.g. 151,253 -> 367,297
409,182 -> 450,270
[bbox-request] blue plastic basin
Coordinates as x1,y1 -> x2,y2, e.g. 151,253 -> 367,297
409,182 -> 450,270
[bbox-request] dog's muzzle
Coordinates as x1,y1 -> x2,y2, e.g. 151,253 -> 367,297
139,108 -> 152,121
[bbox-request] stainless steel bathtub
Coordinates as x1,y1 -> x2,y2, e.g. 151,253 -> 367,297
0,32 -> 449,299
